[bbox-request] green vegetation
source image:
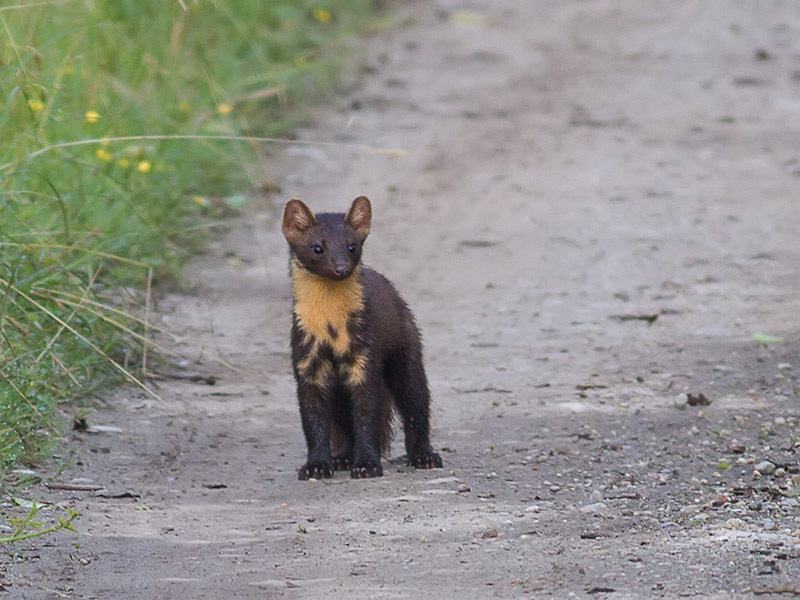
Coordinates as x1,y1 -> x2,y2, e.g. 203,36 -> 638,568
0,500 -> 78,543
0,0 -> 374,476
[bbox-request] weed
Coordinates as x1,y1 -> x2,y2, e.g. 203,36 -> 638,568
0,501 -> 78,544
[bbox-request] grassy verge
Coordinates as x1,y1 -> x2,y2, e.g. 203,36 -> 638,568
0,0 -> 375,478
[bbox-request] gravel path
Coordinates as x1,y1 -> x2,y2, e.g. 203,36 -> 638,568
6,1 -> 800,598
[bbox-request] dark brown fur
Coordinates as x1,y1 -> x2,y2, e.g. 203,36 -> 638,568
282,196 -> 442,480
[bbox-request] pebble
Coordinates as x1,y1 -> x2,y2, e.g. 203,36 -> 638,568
579,502 -> 608,515
775,417 -> 787,425
481,528 -> 499,539
774,468 -> 786,478
755,461 -> 776,475
525,505 -> 542,513
762,518 -> 776,531
727,442 -> 746,454
778,363 -> 792,370
724,518 -> 747,530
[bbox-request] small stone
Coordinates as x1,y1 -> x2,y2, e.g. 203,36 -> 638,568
420,536 -> 428,543
481,528 -> 499,539
724,518 -> 747,530
458,484 -> 471,493
774,468 -> 786,478
306,516 -> 316,522
727,442 -> 746,454
579,502 -> 608,515
525,505 -> 542,513
778,363 -> 792,370
762,518 -> 776,531
755,461 -> 776,475
775,417 -> 787,425
674,393 -> 688,408
753,470 -> 762,479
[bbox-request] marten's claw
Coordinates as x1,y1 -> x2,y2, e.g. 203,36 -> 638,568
332,456 -> 352,471
408,452 -> 443,470
350,463 -> 383,478
298,463 -> 334,480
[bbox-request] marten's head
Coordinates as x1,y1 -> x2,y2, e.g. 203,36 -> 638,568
282,196 -> 371,281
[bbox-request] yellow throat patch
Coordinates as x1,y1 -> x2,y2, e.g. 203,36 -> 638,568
291,259 -> 364,357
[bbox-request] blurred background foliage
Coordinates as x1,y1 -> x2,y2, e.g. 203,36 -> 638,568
0,0 -> 375,477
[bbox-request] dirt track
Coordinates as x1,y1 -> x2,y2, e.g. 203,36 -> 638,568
7,1 -> 800,598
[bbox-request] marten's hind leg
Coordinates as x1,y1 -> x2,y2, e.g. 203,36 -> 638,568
384,347 -> 442,470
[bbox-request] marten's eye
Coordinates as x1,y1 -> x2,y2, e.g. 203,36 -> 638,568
347,243 -> 357,254
312,244 -> 324,255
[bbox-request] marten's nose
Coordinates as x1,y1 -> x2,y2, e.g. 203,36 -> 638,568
334,264 -> 349,277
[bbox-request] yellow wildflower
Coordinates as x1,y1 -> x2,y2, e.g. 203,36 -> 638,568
63,64 -> 75,75
192,196 -> 210,207
313,8 -> 332,23
118,158 -> 130,169
28,99 -> 45,112
179,100 -> 193,112
95,148 -> 112,162
84,110 -> 101,124
137,160 -> 152,173
294,56 -> 308,67
217,103 -> 233,115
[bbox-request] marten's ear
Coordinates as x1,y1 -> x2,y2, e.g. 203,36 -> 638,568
282,199 -> 316,243
345,196 -> 371,238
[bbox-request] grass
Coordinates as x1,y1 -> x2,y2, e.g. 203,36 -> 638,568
0,0 -> 375,478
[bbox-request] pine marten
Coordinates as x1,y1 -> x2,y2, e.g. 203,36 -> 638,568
281,196 -> 442,480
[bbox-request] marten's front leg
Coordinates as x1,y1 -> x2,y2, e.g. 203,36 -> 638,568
348,370 -> 385,478
296,381 -> 334,480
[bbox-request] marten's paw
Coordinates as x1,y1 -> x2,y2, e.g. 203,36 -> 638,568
332,456 -> 352,471
350,463 -> 383,478
408,451 -> 443,470
298,463 -> 334,480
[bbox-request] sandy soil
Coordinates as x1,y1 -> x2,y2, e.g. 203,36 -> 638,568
5,1 -> 800,598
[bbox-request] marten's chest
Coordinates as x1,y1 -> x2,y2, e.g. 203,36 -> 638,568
291,261 -> 364,357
